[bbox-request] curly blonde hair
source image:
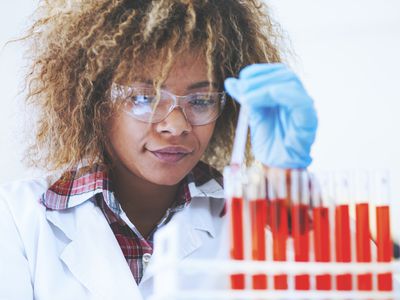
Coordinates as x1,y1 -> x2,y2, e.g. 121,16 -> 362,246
24,0 -> 284,173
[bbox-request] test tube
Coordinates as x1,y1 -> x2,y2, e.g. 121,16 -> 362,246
373,171 -> 393,291
334,172 -> 353,291
291,170 -> 310,290
224,165 -> 245,290
268,169 -> 289,290
311,173 -> 332,290
354,171 -> 372,291
247,165 -> 268,289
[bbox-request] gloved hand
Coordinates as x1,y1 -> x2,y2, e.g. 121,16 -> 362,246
224,63 -> 318,169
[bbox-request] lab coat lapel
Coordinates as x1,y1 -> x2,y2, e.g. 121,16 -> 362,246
46,201 -> 143,300
144,177 -> 224,273
141,192 -> 225,285
140,198 -> 204,285
172,196 -> 209,258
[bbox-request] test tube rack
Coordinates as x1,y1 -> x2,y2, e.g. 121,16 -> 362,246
147,220 -> 400,300
147,168 -> 400,300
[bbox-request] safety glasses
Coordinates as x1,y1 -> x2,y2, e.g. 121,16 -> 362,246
110,83 -> 226,126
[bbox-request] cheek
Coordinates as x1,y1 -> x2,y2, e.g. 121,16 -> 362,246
195,122 -> 216,151
106,112 -> 148,155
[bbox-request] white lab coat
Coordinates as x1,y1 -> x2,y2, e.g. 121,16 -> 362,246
0,176 -> 229,300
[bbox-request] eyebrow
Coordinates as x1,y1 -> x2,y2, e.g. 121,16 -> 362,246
143,79 -> 218,91
187,81 -> 218,90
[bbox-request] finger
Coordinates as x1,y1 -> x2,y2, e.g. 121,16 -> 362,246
224,77 -> 243,103
243,80 -> 312,108
283,105 -> 317,160
239,63 -> 287,79
240,70 -> 298,94
290,104 -> 318,132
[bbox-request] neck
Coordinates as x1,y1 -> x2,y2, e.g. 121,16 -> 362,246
109,162 -> 181,238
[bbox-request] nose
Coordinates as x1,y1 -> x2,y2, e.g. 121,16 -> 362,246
155,107 -> 192,136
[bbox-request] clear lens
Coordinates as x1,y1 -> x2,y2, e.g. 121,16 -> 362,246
183,93 -> 225,125
121,87 -> 171,123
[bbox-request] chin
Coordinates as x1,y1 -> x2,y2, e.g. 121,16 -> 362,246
147,173 -> 186,186
141,156 -> 196,186
139,163 -> 190,186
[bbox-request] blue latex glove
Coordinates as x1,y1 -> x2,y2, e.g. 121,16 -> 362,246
224,63 -> 318,169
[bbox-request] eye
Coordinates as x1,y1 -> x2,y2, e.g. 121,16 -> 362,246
131,94 -> 156,105
126,87 -> 159,106
189,96 -> 217,108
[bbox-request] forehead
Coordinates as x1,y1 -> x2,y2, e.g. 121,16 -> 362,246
163,54 -> 209,90
114,51 -> 210,88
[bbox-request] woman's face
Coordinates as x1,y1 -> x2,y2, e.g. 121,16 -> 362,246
107,54 -> 217,186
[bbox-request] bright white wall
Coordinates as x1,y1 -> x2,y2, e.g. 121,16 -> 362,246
1,1 -> 400,231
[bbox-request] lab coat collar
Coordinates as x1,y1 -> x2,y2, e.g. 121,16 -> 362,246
188,176 -> 224,199
45,201 -> 144,300
41,161 -> 224,211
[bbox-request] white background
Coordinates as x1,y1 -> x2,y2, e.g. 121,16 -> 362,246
1,1 -> 400,238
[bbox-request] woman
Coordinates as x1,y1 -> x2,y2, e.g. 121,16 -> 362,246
0,0 -> 317,299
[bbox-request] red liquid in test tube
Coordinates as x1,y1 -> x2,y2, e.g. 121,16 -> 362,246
335,204 -> 352,290
313,206 -> 332,290
230,196 -> 245,289
291,170 -> 310,290
250,198 -> 268,289
224,166 -> 245,290
269,170 -> 288,290
248,166 -> 268,289
334,173 -> 353,291
270,199 -> 288,289
376,205 -> 392,290
292,204 -> 310,289
374,171 -> 393,291
355,172 -> 372,291
311,173 -> 332,290
355,203 -> 372,290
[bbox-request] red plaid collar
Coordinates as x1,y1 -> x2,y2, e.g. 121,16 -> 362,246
41,161 -> 223,212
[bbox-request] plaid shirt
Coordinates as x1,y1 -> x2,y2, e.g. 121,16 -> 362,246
40,161 -> 223,285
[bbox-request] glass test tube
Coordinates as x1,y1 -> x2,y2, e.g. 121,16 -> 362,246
373,171 -> 393,291
269,169 -> 289,290
311,173 -> 332,290
354,171 -> 373,291
224,165 -> 246,290
247,166 -> 268,289
334,172 -> 353,290
291,170 -> 310,290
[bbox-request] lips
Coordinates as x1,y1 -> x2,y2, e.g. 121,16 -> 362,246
149,146 -> 193,163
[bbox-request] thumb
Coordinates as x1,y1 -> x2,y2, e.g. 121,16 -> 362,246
224,77 -> 243,104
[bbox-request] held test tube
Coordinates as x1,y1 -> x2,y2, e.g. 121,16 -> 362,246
224,165 -> 245,290
291,170 -> 310,290
225,99 -> 249,290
